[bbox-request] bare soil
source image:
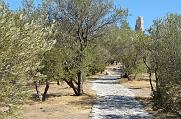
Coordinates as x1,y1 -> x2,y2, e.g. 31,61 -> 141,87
18,81 -> 96,119
2,69 -> 108,119
120,73 -> 180,119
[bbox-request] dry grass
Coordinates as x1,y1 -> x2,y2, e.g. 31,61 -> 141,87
16,66 -> 116,119
121,78 -> 152,98
120,73 -> 180,119
17,81 -> 96,119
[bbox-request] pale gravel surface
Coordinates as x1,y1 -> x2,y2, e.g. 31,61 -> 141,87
89,68 -> 152,119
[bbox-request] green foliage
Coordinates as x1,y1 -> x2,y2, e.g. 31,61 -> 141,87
0,7 -> 53,81
0,81 -> 29,107
41,48 -> 63,81
41,40 -> 109,79
41,47 -> 79,81
84,43 -> 110,75
105,23 -> 147,78
148,14 -> 181,113
0,2 -> 53,116
40,0 -> 127,95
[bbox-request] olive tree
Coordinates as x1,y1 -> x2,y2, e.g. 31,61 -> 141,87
43,0 -> 127,95
148,14 -> 181,113
0,1 -> 53,105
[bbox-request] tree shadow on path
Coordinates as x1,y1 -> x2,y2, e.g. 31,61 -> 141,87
91,95 -> 152,119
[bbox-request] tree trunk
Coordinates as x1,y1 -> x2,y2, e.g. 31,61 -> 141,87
127,75 -> 132,81
125,73 -> 131,80
77,71 -> 83,96
148,71 -> 154,92
0,72 -> 3,80
42,79 -> 49,101
70,81 -> 79,96
57,80 -> 60,85
153,69 -> 162,107
115,61 -> 118,65
143,57 -> 154,92
34,81 -> 42,101
64,79 -> 79,96
122,73 -> 127,78
155,70 -> 160,97
122,72 -> 131,80
133,73 -> 137,80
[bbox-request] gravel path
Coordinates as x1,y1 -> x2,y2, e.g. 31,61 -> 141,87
89,69 -> 152,119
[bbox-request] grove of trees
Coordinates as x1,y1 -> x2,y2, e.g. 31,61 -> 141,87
0,0 -> 127,117
0,0 -> 180,118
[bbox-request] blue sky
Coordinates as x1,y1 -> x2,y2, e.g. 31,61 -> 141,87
6,0 -> 181,30
115,0 -> 181,30
6,0 -> 41,10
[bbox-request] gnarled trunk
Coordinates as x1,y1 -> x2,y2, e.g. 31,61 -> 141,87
143,57 -> 154,92
42,79 -> 49,101
64,79 -> 79,96
34,81 -> 42,101
148,72 -> 154,93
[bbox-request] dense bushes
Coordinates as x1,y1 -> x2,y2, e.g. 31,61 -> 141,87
147,14 -> 181,114
0,1 -> 53,115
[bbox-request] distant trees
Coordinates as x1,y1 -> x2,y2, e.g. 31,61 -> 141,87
105,22 -> 147,80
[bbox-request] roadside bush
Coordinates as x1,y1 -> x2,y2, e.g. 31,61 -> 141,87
148,14 -> 181,114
